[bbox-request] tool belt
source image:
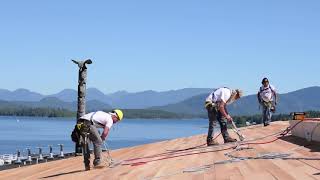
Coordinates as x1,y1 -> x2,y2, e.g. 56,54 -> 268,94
78,119 -> 93,132
71,119 -> 92,143
261,101 -> 276,112
261,101 -> 273,108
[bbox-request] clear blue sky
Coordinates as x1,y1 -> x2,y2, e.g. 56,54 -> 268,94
0,0 -> 319,95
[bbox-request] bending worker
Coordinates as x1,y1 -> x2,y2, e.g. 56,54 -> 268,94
205,87 -> 243,146
257,78 -> 277,126
79,109 -> 123,170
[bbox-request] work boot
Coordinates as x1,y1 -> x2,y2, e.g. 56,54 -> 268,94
224,137 -> 237,143
85,165 -> 90,171
264,120 -> 271,126
207,138 -> 219,146
93,159 -> 104,168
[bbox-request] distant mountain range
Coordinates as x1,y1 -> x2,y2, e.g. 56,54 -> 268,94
0,97 -> 112,112
1,87 -> 320,116
152,86 -> 320,116
0,88 -> 211,110
0,89 -> 43,102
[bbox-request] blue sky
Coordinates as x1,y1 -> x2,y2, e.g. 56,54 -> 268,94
0,0 -> 319,95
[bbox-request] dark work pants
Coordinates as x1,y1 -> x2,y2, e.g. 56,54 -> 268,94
207,106 -> 230,141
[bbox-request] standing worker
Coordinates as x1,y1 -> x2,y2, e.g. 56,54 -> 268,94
257,78 -> 277,126
78,109 -> 124,170
205,87 -> 243,146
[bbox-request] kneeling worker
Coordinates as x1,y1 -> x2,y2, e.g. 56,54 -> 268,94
79,109 -> 124,170
205,88 -> 243,146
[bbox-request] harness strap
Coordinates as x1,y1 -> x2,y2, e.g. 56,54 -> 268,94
259,85 -> 276,103
89,112 -> 97,123
260,85 -> 275,94
211,87 -> 231,102
206,87 -> 234,109
90,112 -> 106,128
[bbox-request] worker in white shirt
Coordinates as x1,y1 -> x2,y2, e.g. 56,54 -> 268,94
205,87 -> 243,146
78,109 -> 124,170
257,78 -> 277,126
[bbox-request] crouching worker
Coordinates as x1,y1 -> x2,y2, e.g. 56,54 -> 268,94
205,88 -> 243,146
78,109 -> 123,170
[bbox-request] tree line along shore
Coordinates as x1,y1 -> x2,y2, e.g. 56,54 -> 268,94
0,107 -> 319,127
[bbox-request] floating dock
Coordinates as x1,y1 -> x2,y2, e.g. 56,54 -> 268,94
1,120 -> 320,180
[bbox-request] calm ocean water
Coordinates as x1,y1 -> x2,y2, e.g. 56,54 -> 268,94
0,116 -> 209,155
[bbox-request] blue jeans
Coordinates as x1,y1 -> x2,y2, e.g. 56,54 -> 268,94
261,102 -> 273,125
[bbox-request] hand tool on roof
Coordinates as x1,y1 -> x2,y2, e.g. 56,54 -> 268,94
230,120 -> 245,141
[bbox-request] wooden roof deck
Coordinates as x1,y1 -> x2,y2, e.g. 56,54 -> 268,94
1,121 -> 320,180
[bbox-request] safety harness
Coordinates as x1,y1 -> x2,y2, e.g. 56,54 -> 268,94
71,112 -> 98,143
259,85 -> 276,108
205,87 -> 235,108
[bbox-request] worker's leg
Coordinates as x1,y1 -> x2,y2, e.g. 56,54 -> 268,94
216,111 -> 229,140
266,105 -> 272,125
88,125 -> 103,166
79,122 -> 91,170
207,106 -> 217,141
82,133 -> 91,170
206,106 -> 219,146
217,111 -> 237,143
262,102 -> 271,126
262,104 -> 268,126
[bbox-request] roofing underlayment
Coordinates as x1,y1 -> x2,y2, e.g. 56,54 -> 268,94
1,120 -> 320,180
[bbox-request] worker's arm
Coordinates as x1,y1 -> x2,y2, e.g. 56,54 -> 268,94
101,126 -> 110,141
218,101 -> 232,122
257,92 -> 261,103
271,86 -> 278,105
273,90 -> 278,105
